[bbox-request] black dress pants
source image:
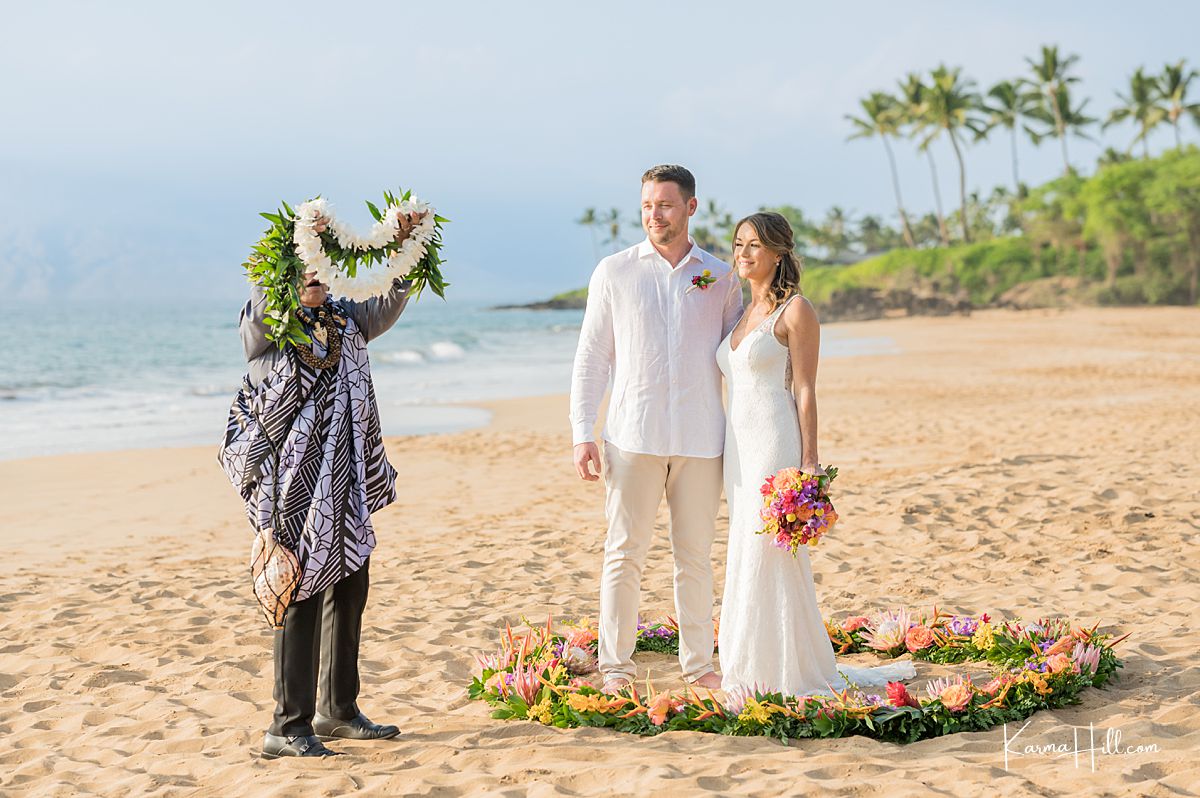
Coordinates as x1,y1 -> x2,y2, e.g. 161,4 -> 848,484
269,558 -> 370,737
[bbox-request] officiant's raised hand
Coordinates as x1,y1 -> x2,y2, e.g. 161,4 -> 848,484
574,442 -> 602,482
395,211 -> 426,244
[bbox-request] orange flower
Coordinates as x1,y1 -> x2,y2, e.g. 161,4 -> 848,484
1045,653 -> 1077,674
939,682 -> 974,712
905,624 -> 935,652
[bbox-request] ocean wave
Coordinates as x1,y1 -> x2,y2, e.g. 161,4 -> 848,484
379,349 -> 427,365
187,384 -> 240,398
429,341 -> 466,361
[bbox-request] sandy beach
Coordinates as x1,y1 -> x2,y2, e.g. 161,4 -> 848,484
1,307 -> 1197,797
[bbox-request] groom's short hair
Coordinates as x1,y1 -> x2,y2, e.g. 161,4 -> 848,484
641,164 -> 695,200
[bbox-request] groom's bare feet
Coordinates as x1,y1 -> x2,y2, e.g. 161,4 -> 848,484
601,677 -> 631,695
690,671 -> 722,690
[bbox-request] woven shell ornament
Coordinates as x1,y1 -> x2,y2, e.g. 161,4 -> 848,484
250,531 -> 301,629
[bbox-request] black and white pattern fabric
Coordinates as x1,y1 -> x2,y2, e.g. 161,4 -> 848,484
218,312 -> 396,602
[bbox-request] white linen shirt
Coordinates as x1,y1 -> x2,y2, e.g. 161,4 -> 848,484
570,237 -> 744,458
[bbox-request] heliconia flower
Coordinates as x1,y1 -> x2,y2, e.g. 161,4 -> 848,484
982,673 -> 1015,696
1071,642 -> 1103,674
647,692 -> 681,726
886,681 -> 920,708
1043,635 -> 1077,657
905,624 -> 935,652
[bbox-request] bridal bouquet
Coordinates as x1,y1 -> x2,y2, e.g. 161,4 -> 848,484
756,466 -> 839,555
243,189 -> 449,349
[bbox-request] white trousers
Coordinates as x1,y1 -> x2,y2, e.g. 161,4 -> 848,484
597,442 -> 723,682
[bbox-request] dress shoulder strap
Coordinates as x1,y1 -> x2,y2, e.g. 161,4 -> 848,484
762,293 -> 799,329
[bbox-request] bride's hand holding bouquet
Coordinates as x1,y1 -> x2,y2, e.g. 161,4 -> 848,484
756,464 -> 839,555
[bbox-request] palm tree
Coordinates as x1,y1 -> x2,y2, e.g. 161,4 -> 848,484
601,208 -> 625,252
845,92 -> 917,248
898,73 -> 950,246
921,65 -> 986,242
1157,60 -> 1200,149
1025,45 -> 1084,175
1027,84 -> 1097,175
576,207 -> 600,261
983,80 -> 1038,193
819,206 -> 854,262
1105,67 -> 1167,158
692,199 -> 734,258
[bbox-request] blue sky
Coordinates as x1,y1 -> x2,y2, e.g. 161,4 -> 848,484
2,1 -> 1197,304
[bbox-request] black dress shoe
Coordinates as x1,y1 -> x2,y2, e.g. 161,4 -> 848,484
313,711 -> 400,740
261,732 -> 341,759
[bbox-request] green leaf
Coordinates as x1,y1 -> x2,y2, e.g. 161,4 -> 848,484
260,212 -> 283,224
366,200 -> 383,222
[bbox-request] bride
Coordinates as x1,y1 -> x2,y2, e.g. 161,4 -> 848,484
716,211 -> 915,697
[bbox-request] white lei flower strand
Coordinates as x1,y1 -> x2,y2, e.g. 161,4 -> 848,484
293,197 -> 437,301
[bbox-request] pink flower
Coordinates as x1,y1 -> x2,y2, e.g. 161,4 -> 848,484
1045,653 -> 1077,674
1071,642 -> 1102,674
886,681 -> 920,708
926,675 -> 974,713
842,616 -> 870,633
905,624 -> 934,652
647,693 -> 679,726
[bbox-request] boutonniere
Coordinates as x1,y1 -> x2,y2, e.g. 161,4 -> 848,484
686,269 -> 718,294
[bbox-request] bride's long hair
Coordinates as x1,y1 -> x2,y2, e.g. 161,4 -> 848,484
732,212 -> 803,310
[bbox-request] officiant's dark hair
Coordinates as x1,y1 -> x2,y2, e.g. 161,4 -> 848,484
641,164 -> 696,199
733,212 -> 803,309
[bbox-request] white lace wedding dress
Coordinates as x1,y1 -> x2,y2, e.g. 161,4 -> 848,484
716,295 -> 915,697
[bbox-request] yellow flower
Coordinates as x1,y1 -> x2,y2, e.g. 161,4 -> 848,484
527,695 -> 554,724
786,513 -> 797,522
1024,671 -> 1052,695
702,269 -> 712,277
972,622 -> 995,651
738,698 -> 775,726
567,692 -> 622,715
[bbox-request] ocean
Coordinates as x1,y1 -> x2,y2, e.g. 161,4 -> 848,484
1,298 -> 899,460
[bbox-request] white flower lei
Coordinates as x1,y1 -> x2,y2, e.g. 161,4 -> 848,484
293,196 -> 438,301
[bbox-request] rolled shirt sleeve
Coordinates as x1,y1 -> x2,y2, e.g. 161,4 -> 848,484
568,262 -> 615,446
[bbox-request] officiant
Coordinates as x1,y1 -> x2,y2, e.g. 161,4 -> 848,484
218,209 -> 424,759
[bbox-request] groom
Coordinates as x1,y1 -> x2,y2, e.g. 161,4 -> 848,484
570,164 -> 743,693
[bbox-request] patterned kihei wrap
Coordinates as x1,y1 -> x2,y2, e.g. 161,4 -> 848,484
218,311 -> 396,601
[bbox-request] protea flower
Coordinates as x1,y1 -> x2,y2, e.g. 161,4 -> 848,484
862,608 -> 915,653
926,674 -> 974,712
500,664 -> 543,705
561,646 -> 598,675
723,685 -> 759,715
1071,642 -> 1103,674
475,650 -> 508,676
